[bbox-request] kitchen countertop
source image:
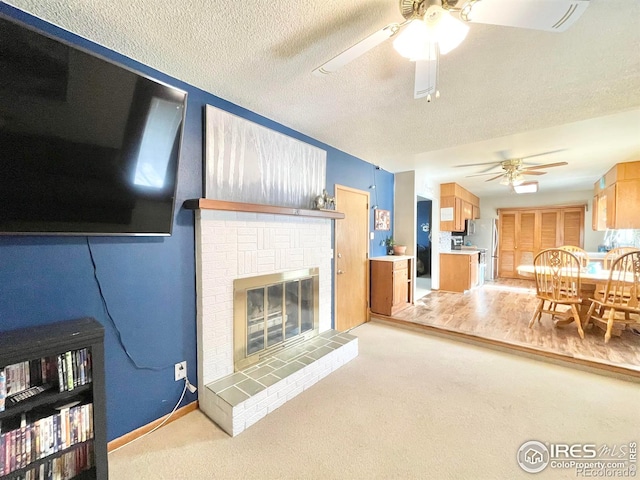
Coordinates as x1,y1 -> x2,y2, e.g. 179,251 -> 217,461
440,250 -> 479,256
370,255 -> 413,261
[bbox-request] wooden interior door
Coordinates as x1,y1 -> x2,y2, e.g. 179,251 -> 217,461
499,205 -> 586,278
498,211 -> 516,277
334,185 -> 369,331
539,210 -> 559,250
561,208 -> 584,246
516,211 -> 537,268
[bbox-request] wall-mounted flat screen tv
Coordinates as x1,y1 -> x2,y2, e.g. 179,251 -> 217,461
0,15 -> 187,236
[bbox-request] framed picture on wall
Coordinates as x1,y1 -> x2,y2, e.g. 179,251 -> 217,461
374,209 -> 390,231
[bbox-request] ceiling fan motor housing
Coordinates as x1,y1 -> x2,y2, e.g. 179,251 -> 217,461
401,1 -> 464,20
402,0 -> 464,17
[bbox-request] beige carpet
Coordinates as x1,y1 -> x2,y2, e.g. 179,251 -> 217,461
109,321 -> 640,479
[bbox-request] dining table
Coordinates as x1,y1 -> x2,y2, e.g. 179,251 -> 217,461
517,264 -> 613,328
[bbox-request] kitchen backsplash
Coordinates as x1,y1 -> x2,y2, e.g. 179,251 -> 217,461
439,231 -> 452,252
603,229 -> 640,249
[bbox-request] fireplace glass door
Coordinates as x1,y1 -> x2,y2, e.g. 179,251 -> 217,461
235,268 -> 319,371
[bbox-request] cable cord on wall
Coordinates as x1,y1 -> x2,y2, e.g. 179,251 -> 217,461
86,237 -> 174,371
109,377 -> 190,454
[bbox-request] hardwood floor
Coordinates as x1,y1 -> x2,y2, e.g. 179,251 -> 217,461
379,278 -> 640,377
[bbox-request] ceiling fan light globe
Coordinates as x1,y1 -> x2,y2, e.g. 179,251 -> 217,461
513,182 -> 539,194
424,5 -> 469,55
393,20 -> 430,60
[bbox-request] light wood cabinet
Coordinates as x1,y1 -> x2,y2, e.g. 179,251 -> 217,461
592,194 -> 606,231
440,183 -> 480,232
439,252 -> 479,293
462,200 -> 473,220
592,161 -> 640,230
498,205 -> 585,278
370,256 -> 414,316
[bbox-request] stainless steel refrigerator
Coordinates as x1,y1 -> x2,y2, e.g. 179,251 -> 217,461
466,218 -> 499,280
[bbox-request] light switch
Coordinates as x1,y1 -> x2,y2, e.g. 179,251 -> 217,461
370,232 -> 375,240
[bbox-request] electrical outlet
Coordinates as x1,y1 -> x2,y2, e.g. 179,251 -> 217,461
175,361 -> 186,381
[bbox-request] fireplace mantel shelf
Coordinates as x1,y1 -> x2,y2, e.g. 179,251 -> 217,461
183,198 -> 345,219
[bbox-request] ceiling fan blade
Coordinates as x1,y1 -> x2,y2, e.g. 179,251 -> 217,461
463,0 -> 590,33
454,161 -> 502,168
522,170 -> 547,175
485,174 -> 505,182
520,149 -> 566,161
312,23 -> 400,76
524,161 -> 568,170
466,171 -> 506,178
414,58 -> 437,99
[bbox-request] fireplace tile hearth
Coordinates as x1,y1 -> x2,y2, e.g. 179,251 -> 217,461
202,329 -> 358,436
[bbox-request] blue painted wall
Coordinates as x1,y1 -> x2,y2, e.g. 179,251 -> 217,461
0,5 -> 394,441
417,201 -> 432,247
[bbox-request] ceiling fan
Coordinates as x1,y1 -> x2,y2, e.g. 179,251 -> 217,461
456,151 -> 569,185
312,0 -> 590,100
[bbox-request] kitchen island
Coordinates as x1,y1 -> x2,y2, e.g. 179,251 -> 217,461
440,250 -> 480,293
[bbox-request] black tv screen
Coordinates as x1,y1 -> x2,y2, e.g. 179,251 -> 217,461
0,15 -> 187,236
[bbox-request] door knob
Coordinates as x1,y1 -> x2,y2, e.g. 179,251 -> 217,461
337,253 -> 343,258
337,270 -> 345,274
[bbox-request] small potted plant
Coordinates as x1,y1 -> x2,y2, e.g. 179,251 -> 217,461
384,236 -> 395,255
384,236 -> 406,255
393,243 -> 407,256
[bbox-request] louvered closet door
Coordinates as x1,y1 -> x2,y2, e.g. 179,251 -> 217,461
516,211 -> 537,269
498,212 -> 516,278
499,206 -> 585,279
561,208 -> 584,246
540,210 -> 560,250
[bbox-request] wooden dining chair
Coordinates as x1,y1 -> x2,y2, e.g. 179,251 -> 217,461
529,248 -> 585,339
594,247 -> 640,300
558,245 -> 589,270
603,247 -> 640,269
586,250 -> 640,343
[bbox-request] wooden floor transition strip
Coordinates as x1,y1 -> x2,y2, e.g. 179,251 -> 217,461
371,316 -> 640,383
108,400 -> 199,452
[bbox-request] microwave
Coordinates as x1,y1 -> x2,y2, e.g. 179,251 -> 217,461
453,219 -> 476,237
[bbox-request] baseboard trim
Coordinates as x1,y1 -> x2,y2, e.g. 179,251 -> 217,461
372,316 -> 640,383
108,400 -> 199,452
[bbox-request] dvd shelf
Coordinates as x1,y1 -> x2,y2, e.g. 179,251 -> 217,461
0,318 -> 107,480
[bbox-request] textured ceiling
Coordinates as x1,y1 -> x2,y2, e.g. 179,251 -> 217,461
6,0 -> 640,197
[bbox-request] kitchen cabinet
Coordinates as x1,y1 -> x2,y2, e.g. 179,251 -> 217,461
592,160 -> 640,230
440,183 -> 480,232
498,205 -> 585,278
370,256 -> 414,316
439,251 -> 479,293
592,193 -> 606,231
462,200 -> 473,220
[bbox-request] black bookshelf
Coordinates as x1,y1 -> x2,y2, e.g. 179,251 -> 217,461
0,318 -> 107,480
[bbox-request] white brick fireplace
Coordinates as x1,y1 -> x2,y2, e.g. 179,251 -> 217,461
195,208 -> 358,435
